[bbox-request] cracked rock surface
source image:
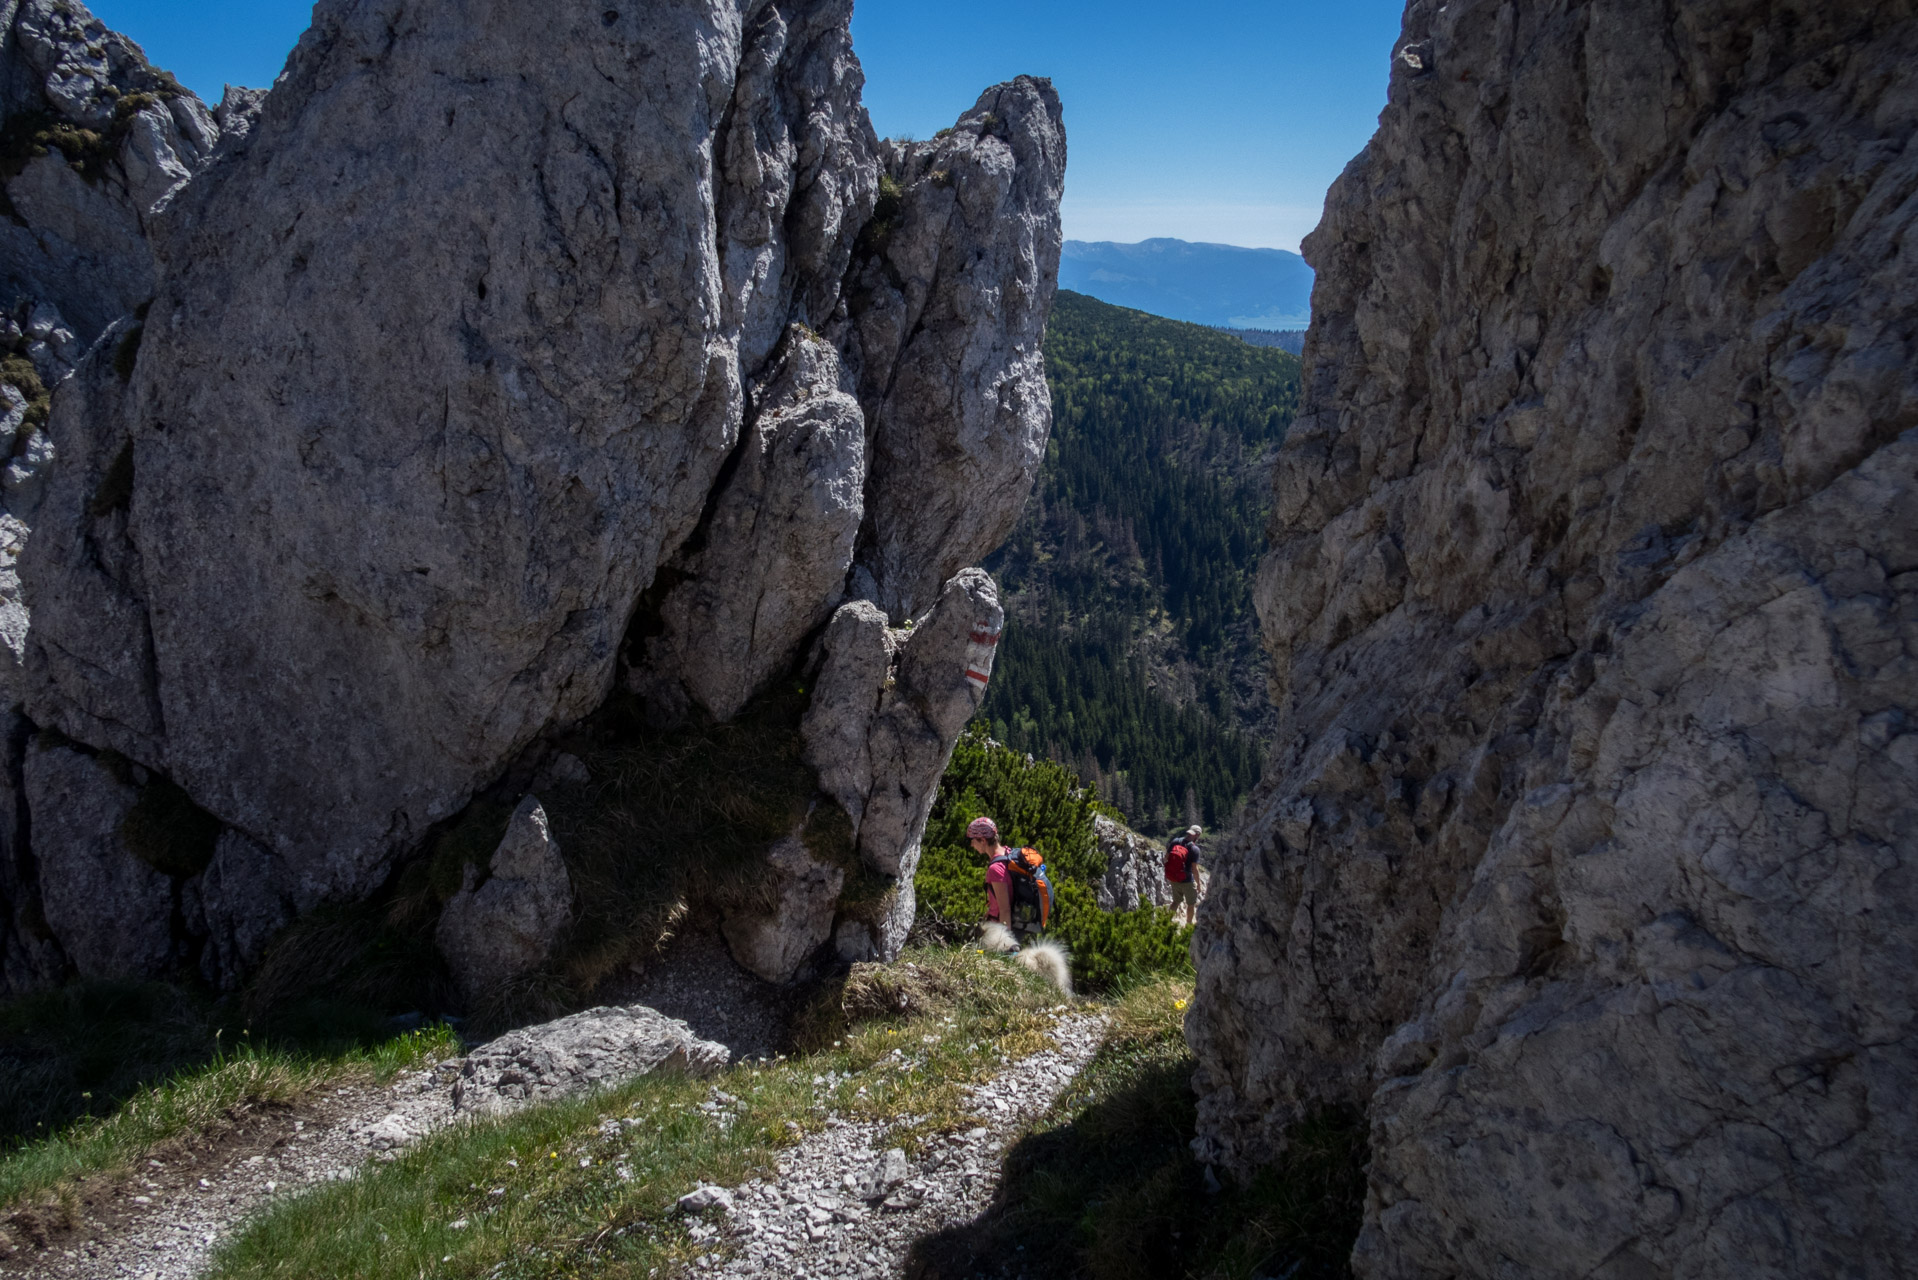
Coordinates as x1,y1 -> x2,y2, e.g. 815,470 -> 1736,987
1189,2 -> 1918,1276
453,1004 -> 731,1117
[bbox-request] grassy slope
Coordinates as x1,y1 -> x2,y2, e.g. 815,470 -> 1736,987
0,982 -> 457,1227
209,959 -> 1365,1280
909,977 -> 1367,1280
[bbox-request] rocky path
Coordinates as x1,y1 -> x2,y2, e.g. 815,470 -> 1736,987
704,1012 -> 1108,1280
7,1061 -> 464,1280
9,1009 -> 1107,1279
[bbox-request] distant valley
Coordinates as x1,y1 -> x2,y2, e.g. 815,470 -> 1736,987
980,290 -> 1301,836
1059,237 -> 1314,330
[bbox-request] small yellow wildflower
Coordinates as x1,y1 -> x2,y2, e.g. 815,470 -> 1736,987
1174,999 -> 1188,1011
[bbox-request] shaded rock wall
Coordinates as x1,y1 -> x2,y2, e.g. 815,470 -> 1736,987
1,0 -> 1061,992
1189,1 -> 1918,1275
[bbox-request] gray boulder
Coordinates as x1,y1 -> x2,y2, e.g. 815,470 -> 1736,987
1093,815 -> 1167,912
1189,2 -> 1918,1275
451,1003 -> 729,1116
24,735 -> 171,978
720,827 -> 845,984
436,796 -> 573,1005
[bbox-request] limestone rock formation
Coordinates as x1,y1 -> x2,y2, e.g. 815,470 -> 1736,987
628,327 -> 868,724
802,569 -> 1004,961
1093,815 -> 1166,912
1190,3 -> 1918,1275
1093,815 -> 1209,912
841,87 -> 1065,622
0,0 -> 1062,992
436,796 -> 574,1006
451,1003 -> 730,1116
0,0 -> 221,346
720,828 -> 844,984
23,736 -> 170,978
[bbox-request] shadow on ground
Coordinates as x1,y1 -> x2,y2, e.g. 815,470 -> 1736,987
904,1043 -> 1365,1280
0,981 -> 410,1147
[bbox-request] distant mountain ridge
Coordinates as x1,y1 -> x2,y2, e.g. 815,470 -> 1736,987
1059,238 -> 1313,329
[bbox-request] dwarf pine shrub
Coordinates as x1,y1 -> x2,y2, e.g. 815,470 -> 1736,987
918,728 -> 1191,992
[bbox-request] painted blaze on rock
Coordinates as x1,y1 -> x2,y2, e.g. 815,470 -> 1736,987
0,0 -> 1064,992
1189,2 -> 1918,1276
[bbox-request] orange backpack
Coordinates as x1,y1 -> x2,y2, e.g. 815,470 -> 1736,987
992,847 -> 1053,928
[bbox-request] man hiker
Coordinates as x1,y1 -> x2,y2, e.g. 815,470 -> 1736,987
969,816 -> 1052,943
1165,825 -> 1202,926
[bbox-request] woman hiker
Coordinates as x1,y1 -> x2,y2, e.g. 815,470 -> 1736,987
970,816 -> 1018,943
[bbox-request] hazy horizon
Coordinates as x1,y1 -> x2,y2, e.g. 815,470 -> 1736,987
88,0 -> 1404,253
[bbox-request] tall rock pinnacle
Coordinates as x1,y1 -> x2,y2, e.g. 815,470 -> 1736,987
1,0 -> 1064,991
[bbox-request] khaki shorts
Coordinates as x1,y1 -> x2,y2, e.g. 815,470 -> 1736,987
1168,879 -> 1199,909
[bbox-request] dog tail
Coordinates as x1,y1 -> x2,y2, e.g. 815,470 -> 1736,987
979,922 -> 1018,953
1018,940 -> 1073,998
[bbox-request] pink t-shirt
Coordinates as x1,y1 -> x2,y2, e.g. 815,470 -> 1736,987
985,858 -> 1010,920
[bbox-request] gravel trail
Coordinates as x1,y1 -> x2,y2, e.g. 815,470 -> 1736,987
5,1061 -> 464,1280
704,1011 -> 1108,1280
7,1004 -> 1107,1279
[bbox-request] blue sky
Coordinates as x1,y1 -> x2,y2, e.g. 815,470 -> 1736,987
89,0 -> 1404,252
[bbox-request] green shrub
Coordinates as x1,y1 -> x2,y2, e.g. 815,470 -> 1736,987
924,726 -> 1108,883
856,172 -> 907,255
919,729 -> 1190,992
1048,881 -> 1192,994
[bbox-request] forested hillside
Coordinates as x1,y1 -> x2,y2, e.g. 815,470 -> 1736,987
980,291 -> 1301,835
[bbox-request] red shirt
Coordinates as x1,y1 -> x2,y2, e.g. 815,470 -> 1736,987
985,857 -> 1011,920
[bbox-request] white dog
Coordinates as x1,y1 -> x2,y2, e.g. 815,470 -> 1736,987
979,922 -> 1073,997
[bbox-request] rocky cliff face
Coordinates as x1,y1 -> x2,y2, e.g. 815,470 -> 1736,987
1190,2 -> 1917,1274
0,0 -> 1062,994
0,0 -> 224,350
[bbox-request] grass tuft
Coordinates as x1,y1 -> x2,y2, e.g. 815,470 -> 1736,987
0,354 -> 49,447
